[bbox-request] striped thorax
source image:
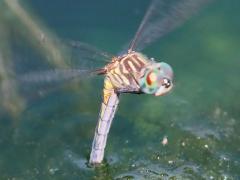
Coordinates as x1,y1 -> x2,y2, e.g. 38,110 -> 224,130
105,51 -> 149,93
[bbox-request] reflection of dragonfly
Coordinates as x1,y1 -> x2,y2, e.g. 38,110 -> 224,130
18,0 -> 210,165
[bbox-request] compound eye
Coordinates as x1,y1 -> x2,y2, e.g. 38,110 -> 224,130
162,78 -> 171,88
146,71 -> 157,86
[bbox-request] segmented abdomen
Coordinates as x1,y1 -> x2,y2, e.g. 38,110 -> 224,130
89,78 -> 119,164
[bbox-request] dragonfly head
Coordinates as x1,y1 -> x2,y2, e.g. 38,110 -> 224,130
139,62 -> 173,96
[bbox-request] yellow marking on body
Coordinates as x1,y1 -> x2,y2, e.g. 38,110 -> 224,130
104,79 -> 114,90
110,79 -> 120,88
109,67 -> 130,87
118,73 -> 130,86
100,103 -> 108,122
103,90 -> 112,105
111,73 -> 122,85
103,79 -> 114,104
114,66 -> 121,75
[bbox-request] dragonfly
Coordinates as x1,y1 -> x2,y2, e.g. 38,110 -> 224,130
14,0 -> 211,165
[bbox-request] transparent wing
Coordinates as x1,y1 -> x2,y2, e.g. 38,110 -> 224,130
129,0 -> 211,51
11,37 -> 110,92
13,69 -> 98,106
12,37 -> 112,74
64,39 -> 112,69
18,69 -> 97,84
0,37 -> 111,116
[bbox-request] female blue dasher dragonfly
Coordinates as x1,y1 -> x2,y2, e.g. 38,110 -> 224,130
9,0 -> 211,165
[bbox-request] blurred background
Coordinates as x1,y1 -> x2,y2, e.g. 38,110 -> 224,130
0,0 -> 239,179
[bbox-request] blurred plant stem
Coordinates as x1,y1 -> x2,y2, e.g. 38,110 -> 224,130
0,0 -> 71,117
0,23 -> 25,117
4,0 -> 68,68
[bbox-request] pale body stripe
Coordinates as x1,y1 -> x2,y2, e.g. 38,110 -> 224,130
128,60 -> 137,72
120,55 -> 131,74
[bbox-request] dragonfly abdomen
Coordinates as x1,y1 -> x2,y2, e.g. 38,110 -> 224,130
89,78 -> 119,164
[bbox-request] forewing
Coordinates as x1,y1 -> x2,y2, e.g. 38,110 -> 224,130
1,38 -> 111,114
129,0 -> 212,51
65,40 -> 112,70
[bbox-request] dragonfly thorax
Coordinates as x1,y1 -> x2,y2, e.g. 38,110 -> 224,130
105,52 -> 173,96
105,52 -> 149,93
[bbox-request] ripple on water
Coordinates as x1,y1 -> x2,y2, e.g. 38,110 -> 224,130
114,161 -> 201,180
64,149 -> 91,171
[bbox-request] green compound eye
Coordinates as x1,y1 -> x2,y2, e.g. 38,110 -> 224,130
139,62 -> 173,96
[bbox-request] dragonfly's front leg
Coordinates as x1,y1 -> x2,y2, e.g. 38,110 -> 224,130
89,78 -> 119,165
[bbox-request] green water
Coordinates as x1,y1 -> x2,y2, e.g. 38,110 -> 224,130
0,0 -> 240,179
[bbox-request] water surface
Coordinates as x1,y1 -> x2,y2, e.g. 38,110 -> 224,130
0,0 -> 240,179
